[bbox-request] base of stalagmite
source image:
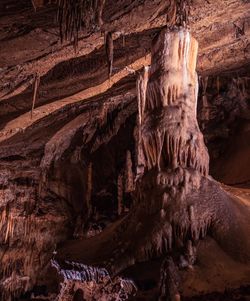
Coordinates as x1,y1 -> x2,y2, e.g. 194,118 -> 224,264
55,177 -> 250,300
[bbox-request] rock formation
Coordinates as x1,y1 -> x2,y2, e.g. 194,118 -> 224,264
0,0 -> 250,300
55,23 -> 250,301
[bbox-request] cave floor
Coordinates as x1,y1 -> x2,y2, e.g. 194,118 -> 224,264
52,184 -> 250,300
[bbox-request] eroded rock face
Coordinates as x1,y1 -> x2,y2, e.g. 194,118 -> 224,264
0,78 -> 138,299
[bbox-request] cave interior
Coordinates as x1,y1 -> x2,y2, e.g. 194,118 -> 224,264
0,0 -> 250,300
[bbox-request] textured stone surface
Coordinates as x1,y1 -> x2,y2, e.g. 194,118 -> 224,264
0,1 -> 250,300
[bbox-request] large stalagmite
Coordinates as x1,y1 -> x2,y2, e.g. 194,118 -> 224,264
99,27 -> 214,275
142,28 -> 208,174
55,26 -> 250,300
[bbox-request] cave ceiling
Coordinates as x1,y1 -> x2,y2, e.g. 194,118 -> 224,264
0,0 -> 249,157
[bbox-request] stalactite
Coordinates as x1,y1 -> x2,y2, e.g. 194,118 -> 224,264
2,210 -> 15,243
200,76 -> 210,130
137,66 -> 149,126
99,102 -> 108,127
105,32 -> 113,78
86,163 -> 92,218
31,74 -> 40,119
117,173 -> 123,216
0,207 -> 7,231
38,170 -> 48,198
201,76 -> 209,96
57,0 -> 104,49
31,0 -> 36,11
142,130 -> 208,176
97,0 -> 106,27
125,150 -> 134,193
8,214 -> 14,242
136,66 -> 149,178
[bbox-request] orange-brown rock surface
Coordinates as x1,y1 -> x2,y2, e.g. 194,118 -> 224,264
0,1 -> 250,300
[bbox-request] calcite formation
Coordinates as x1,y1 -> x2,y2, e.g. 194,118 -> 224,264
54,26 -> 250,300
0,1 -> 250,300
51,260 -> 137,301
105,28 -> 211,271
141,28 -> 208,175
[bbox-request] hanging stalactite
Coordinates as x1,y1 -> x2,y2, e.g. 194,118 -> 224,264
136,66 -> 150,179
5,212 -> 15,243
0,206 -> 15,243
31,74 -> 40,119
96,0 -> 106,27
0,207 -> 7,232
57,0 -> 106,49
125,150 -> 134,193
137,66 -> 150,127
200,76 -> 210,129
105,32 -> 114,78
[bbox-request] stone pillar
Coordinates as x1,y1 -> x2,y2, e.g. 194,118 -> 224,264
141,28 -> 209,176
